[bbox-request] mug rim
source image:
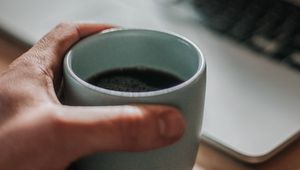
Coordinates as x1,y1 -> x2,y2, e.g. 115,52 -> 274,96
64,28 -> 206,98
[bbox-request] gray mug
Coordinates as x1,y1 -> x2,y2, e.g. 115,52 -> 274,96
63,29 -> 206,170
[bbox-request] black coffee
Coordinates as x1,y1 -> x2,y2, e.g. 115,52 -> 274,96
87,67 -> 183,92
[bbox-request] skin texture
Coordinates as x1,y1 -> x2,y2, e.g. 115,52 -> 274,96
0,23 -> 185,170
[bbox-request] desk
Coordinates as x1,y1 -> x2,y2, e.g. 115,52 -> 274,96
0,36 -> 299,170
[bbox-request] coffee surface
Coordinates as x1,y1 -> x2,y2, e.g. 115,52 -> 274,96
87,67 -> 183,92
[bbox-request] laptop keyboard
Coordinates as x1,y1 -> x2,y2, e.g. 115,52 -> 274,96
192,0 -> 300,71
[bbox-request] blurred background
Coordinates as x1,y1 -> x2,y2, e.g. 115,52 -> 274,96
0,0 -> 300,169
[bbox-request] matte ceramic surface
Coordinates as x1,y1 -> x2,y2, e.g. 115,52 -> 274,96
63,29 -> 206,170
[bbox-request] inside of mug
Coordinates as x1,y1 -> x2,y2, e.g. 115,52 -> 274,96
70,29 -> 200,83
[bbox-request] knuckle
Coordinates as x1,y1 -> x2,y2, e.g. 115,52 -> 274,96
117,113 -> 146,150
37,35 -> 51,50
26,52 -> 51,72
52,22 -> 80,49
55,22 -> 79,37
35,22 -> 79,54
56,22 -> 76,30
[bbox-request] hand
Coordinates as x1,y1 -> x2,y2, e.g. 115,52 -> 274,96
0,23 -> 185,170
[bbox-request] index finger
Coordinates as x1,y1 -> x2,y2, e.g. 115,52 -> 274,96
12,22 -> 114,79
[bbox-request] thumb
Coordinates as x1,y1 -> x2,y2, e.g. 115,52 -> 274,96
55,105 -> 185,160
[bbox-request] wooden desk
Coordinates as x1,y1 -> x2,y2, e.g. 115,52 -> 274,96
0,36 -> 299,170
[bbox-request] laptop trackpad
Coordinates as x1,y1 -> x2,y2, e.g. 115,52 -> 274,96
199,29 -> 300,162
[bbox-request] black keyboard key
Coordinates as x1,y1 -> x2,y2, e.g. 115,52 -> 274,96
250,2 -> 291,53
207,0 -> 249,32
193,0 -> 226,18
252,1 -> 289,39
230,19 -> 255,40
193,0 -> 300,72
271,10 -> 300,59
229,0 -> 273,40
242,0 -> 272,18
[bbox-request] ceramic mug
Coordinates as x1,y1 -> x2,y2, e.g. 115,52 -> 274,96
63,28 -> 206,170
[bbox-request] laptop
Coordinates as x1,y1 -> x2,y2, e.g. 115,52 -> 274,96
0,0 -> 299,163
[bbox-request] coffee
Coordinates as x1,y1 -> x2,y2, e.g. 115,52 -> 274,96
87,67 -> 183,92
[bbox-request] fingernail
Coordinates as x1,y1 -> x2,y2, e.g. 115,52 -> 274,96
158,111 -> 184,139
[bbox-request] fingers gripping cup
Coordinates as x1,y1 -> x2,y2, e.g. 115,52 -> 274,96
63,29 -> 206,170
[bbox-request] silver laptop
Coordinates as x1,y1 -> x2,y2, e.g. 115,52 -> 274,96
0,0 -> 299,163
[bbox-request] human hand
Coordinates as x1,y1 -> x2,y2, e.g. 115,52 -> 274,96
0,23 -> 185,170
